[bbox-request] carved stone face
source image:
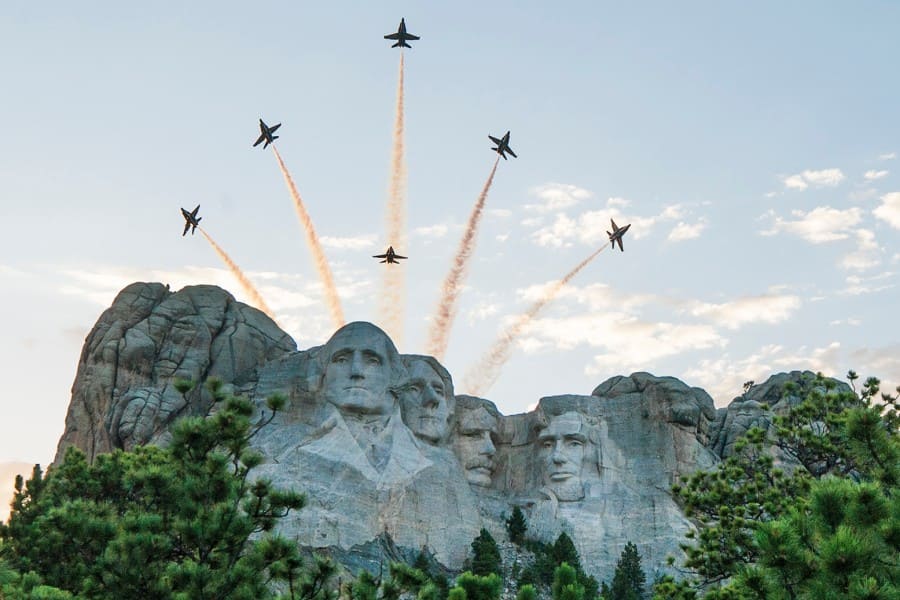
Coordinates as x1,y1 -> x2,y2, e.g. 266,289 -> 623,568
401,360 -> 452,444
453,407 -> 498,487
321,323 -> 395,416
538,412 -> 588,502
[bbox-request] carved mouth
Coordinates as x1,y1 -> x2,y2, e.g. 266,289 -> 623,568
549,472 -> 576,481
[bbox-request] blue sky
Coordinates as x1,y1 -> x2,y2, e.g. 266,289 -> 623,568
1,2 -> 898,466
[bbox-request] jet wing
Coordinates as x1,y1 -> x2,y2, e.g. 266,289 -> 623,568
488,135 -> 502,145
506,148 -> 517,158
191,205 -> 200,218
394,254 -> 407,260
253,133 -> 266,147
405,33 -> 420,40
616,237 -> 624,251
268,123 -> 281,134
610,218 -> 619,231
384,32 -> 401,40
373,254 -> 388,258
183,221 -> 191,236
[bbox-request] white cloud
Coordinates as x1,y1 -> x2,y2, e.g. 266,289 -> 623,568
782,168 -> 846,190
412,224 -> 449,238
879,152 -> 896,160
319,234 -> 377,250
606,197 -> 631,208
467,302 -> 500,323
840,229 -> 881,271
667,220 -> 708,242
530,204 -> 683,247
864,170 -> 889,181
525,183 -> 593,213
761,206 -> 863,243
873,192 -> 900,229
496,233 -> 510,243
841,272 -> 895,296
487,209 -> 512,218
830,318 -> 862,326
683,343 -> 842,406
687,294 -> 801,330
783,174 -> 808,190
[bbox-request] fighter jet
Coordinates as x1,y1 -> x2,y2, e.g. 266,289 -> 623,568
252,118 -> 281,149
488,131 -> 517,160
181,205 -> 201,236
607,219 -> 631,251
373,246 -> 408,264
384,18 -> 420,48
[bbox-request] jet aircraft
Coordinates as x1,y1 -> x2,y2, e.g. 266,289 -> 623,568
607,219 -> 632,251
181,205 -> 201,236
384,18 -> 420,48
489,131 -> 517,160
253,119 -> 281,149
373,246 -> 408,264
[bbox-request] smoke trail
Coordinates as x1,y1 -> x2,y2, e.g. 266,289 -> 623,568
378,52 -> 407,346
271,146 -> 345,329
199,227 -> 277,322
425,157 -> 501,359
462,244 -> 609,396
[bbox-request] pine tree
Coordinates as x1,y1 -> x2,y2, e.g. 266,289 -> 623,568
609,542 -> 646,600
552,563 -> 585,600
505,506 -> 528,545
0,380 -> 317,599
470,528 -> 501,577
517,583 -> 538,600
552,532 -> 581,571
454,571 -> 502,600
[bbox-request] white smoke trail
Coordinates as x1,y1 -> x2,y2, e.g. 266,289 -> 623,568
378,52 -> 407,346
425,157 -> 500,359
462,245 -> 609,396
271,147 -> 345,329
199,227 -> 278,322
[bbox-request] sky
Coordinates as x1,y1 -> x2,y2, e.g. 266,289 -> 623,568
0,1 -> 898,468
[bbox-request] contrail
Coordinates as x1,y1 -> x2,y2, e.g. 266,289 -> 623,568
425,157 -> 501,360
378,52 -> 407,346
271,146 -> 345,329
462,244 -> 609,396
199,227 -> 277,322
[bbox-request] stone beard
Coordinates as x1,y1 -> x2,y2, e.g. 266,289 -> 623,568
453,405 -> 498,487
537,411 -> 589,502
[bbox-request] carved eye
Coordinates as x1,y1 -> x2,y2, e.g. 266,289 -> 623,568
541,440 -> 554,449
364,353 -> 382,366
331,352 -> 349,364
566,439 -> 584,449
432,384 -> 444,396
409,384 -> 422,394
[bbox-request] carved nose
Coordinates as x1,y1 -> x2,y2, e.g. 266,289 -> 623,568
349,352 -> 365,377
481,434 -> 496,456
422,387 -> 439,408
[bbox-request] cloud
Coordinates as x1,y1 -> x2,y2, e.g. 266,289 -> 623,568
496,233 -> 510,243
873,192 -> 900,229
864,170 -> 889,181
487,209 -> 512,218
467,302 -> 500,323
841,271 -> 895,296
840,229 -> 881,271
319,234 -> 377,250
525,183 -> 593,213
830,318 -> 862,326
686,294 -> 802,330
760,206 -> 863,243
412,224 -> 449,239
683,342 -> 842,406
606,197 -> 631,208
879,152 -> 896,160
530,204 -> 683,247
667,220 -> 708,242
782,168 -> 846,190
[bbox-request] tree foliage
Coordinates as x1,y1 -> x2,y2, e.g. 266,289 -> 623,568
505,506 -> 528,546
553,562 -> 585,600
656,372 -> 899,599
470,528 -> 501,577
608,542 -> 646,600
0,380 -> 324,600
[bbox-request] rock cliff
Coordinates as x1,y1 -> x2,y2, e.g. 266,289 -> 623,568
53,283 -> 819,584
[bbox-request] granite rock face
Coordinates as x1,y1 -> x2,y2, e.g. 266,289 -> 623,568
56,283 -> 823,584
54,282 -> 296,463
707,371 -> 853,459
